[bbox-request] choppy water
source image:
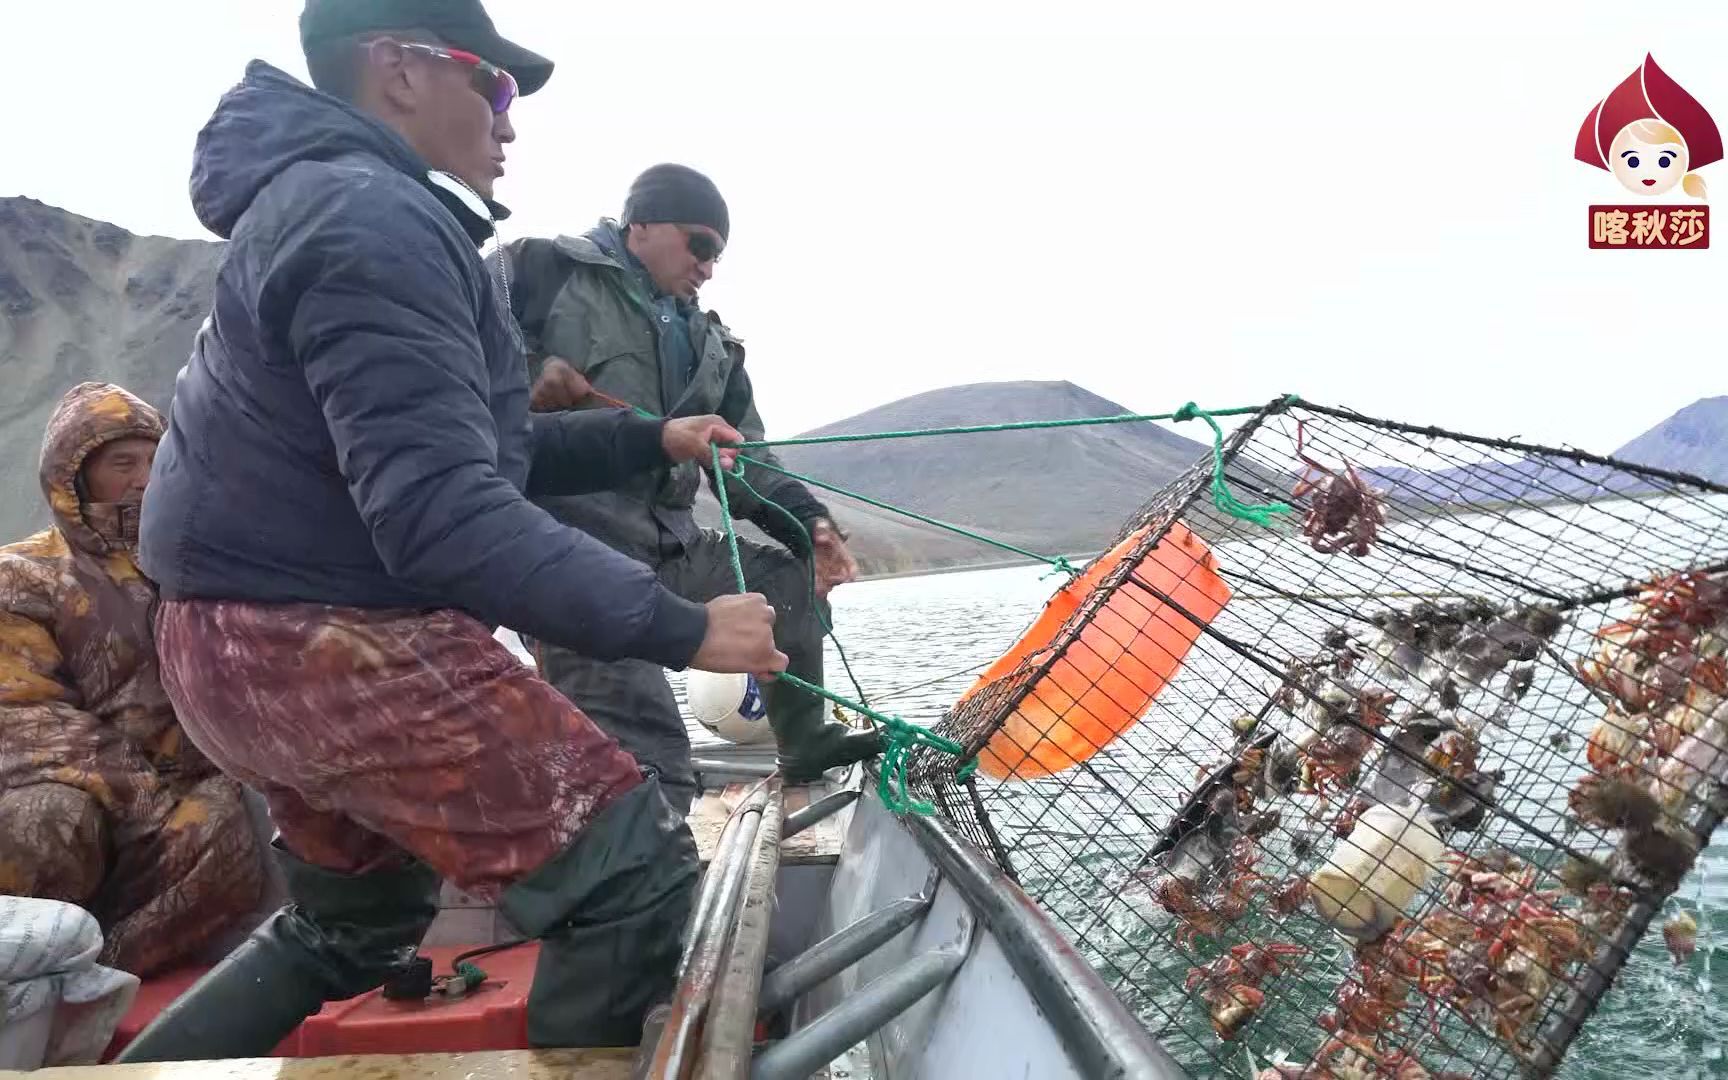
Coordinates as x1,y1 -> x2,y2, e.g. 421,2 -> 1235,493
662,496 -> 1728,1079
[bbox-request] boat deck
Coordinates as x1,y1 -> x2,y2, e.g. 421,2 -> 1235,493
688,780 -> 845,865
10,781 -> 848,1078
12,776 -> 1175,1080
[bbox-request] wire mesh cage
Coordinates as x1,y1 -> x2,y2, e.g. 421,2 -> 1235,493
908,396 -> 1728,1079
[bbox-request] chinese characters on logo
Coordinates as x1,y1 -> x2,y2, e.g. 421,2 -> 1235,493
1589,205 -> 1710,248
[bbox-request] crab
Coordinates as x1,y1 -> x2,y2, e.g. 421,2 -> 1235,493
1325,964 -> 1412,1036
1583,707 -> 1650,775
1152,838 -> 1273,947
1309,1032 -> 1421,1080
1215,838 -> 1276,922
1235,746 -> 1268,791
1333,797 -> 1372,839
1269,874 -> 1311,915
1651,654 -> 1727,754
1261,1033 -> 1462,1080
1631,572 -> 1728,640
1663,910 -> 1699,966
1426,854 -> 1592,1049
1578,880 -> 1633,940
1425,729 -> 1479,777
1301,691 -> 1396,798
1149,876 -> 1230,947
1578,573 -> 1728,717
1292,421 -> 1388,558
1321,928 -> 1460,1046
1185,941 -> 1308,1039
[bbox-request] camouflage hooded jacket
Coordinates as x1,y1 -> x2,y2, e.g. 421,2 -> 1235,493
0,382 -> 202,810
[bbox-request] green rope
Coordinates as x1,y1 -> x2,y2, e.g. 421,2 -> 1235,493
712,442 -> 750,593
721,459 -> 873,707
710,445 -> 978,813
617,393 -> 1290,539
765,669 -> 973,816
733,452 -> 1082,578
1169,403 -> 1294,525
637,398 -> 1297,809
735,401 -> 1290,529
735,404 -> 1270,450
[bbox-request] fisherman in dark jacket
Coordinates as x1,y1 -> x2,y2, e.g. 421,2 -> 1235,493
508,166 -> 883,811
119,0 -> 785,1060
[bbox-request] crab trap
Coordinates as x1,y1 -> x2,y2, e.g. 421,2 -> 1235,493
907,396 -> 1728,1079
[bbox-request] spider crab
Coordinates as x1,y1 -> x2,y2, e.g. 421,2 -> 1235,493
1185,941 -> 1308,1039
1292,421 -> 1387,558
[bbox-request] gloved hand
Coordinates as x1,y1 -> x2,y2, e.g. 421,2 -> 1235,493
530,358 -> 593,412
809,518 -> 858,599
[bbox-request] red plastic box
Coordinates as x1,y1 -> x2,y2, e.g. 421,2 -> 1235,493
104,944 -> 541,1061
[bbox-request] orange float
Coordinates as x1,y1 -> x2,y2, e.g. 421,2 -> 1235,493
959,521 -> 1231,781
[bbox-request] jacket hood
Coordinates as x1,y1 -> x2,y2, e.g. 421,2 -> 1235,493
550,219 -> 629,271
190,61 -> 509,243
586,218 -> 630,264
40,382 -> 165,557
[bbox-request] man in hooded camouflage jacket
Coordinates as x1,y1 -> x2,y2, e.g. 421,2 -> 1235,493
0,381 -> 264,978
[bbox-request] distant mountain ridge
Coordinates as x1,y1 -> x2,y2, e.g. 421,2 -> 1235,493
1360,397 -> 1728,507
2,195 -> 1723,575
1611,396 -> 1728,481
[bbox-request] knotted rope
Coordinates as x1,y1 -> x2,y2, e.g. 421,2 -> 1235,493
567,385 -> 1298,812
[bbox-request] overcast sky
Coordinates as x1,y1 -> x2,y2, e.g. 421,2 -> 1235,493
8,1 -> 1726,451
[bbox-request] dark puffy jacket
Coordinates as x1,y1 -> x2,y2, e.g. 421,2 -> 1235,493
140,62 -> 708,668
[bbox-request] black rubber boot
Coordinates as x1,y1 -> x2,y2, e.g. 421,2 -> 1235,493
772,709 -> 885,783
114,843 -> 439,1063
501,777 -> 699,1048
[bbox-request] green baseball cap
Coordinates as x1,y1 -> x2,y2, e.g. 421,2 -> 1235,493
300,0 -> 553,96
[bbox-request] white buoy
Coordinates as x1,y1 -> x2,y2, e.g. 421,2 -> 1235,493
1309,801 -> 1444,940
686,670 -> 775,745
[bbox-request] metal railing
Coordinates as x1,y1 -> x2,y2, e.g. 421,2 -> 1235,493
637,771 -> 1185,1080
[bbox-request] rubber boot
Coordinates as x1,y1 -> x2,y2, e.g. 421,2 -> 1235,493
501,777 -> 698,1048
114,842 -> 438,1063
770,703 -> 885,783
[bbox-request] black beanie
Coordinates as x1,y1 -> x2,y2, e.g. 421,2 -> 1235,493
621,164 -> 730,242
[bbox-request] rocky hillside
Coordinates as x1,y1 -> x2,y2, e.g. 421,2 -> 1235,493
1612,396 -> 1728,481
0,197 -> 220,535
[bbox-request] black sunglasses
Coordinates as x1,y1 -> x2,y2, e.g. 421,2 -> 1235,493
681,228 -> 724,264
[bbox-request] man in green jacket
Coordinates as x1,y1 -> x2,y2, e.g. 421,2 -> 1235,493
508,164 -> 881,812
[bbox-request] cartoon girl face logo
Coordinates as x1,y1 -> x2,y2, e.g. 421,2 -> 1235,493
1576,55 -> 1722,200
1609,120 -> 1689,196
